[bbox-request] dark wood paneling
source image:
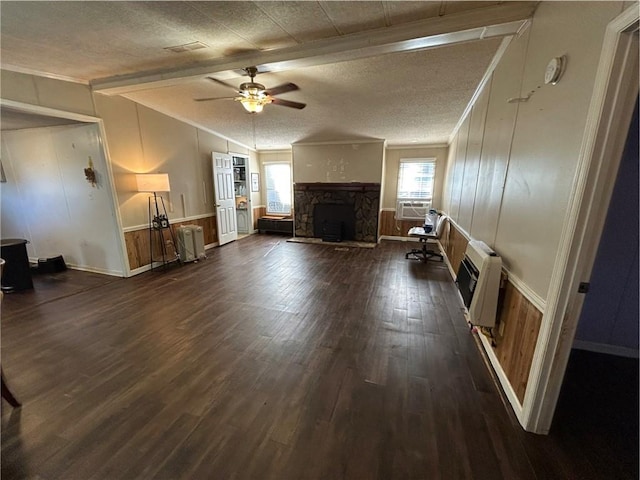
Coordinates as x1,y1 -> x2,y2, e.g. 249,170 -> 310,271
125,216 -> 217,270
442,221 -> 469,275
378,210 -> 423,237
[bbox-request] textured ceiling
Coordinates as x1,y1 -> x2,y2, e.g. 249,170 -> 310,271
0,1 -> 538,147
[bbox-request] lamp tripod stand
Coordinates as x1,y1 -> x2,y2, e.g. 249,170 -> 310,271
148,193 -> 180,271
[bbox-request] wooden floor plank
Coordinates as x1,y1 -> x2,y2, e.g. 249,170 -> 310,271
1,235 -> 635,479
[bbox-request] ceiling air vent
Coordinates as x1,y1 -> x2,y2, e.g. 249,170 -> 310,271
164,41 -> 209,53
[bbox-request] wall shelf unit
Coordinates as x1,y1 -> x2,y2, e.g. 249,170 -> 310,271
233,155 -> 250,233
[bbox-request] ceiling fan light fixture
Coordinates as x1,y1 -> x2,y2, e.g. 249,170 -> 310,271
237,92 -> 272,113
240,98 -> 264,113
200,66 -> 305,112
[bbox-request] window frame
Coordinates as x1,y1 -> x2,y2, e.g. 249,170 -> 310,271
396,157 -> 436,205
264,162 -> 292,216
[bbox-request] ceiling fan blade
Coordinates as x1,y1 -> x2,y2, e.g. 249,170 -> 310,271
206,76 -> 238,91
194,96 -> 236,102
265,83 -> 299,96
271,97 -> 306,110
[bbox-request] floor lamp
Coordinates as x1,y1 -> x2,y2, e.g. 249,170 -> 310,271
136,173 -> 180,270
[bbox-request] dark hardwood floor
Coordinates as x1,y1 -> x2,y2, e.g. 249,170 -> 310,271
1,235 -> 637,479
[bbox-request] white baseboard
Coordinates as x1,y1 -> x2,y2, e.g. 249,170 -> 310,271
379,235 -> 420,242
128,264 -> 152,276
65,264 -> 124,277
502,269 -> 546,313
28,257 -> 124,277
127,245 -> 217,277
572,340 -> 639,358
476,329 -> 526,425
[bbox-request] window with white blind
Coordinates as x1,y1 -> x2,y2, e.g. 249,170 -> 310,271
264,163 -> 292,215
397,158 -> 436,201
396,158 -> 436,219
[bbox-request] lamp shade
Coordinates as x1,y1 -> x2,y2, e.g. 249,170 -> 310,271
136,173 -> 170,192
240,98 -> 264,113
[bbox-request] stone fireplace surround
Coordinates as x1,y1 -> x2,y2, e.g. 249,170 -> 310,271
293,183 -> 380,243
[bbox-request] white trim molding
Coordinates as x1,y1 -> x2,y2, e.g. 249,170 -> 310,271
2,64 -> 89,85
448,34 -> 517,144
92,5 -> 534,95
476,330 -> 525,423
502,268 -> 546,313
0,98 -> 100,123
27,258 -> 124,278
522,6 -> 639,434
123,212 -> 216,233
293,138 -> 384,146
386,143 -> 449,150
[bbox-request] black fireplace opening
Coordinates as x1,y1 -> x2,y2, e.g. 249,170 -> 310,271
313,204 -> 356,242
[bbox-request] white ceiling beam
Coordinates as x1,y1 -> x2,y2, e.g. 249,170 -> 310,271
92,2 -> 536,95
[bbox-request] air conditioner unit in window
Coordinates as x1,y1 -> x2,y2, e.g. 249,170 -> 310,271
396,201 -> 430,220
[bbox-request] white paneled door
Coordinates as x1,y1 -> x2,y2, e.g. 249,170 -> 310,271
212,152 -> 238,246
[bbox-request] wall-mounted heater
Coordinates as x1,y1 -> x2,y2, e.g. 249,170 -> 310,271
456,240 -> 502,328
176,225 -> 206,263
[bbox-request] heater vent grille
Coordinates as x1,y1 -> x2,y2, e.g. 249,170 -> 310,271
164,41 -> 209,53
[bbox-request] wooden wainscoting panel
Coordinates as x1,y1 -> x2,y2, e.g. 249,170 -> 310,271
253,206 -> 266,230
379,210 -> 423,237
441,220 -> 541,404
125,228 -> 179,271
125,215 -> 217,270
125,229 -> 150,270
173,217 -> 217,245
441,221 -> 452,260
493,280 -> 543,403
443,222 -> 469,275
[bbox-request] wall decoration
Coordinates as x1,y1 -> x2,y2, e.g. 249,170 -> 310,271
84,156 -> 97,187
251,172 -> 260,192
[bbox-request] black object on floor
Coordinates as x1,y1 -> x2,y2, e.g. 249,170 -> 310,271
37,255 -> 67,274
1,238 -> 34,292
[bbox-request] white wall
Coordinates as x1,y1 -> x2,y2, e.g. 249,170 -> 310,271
1,123 -> 125,275
442,0 -> 626,302
292,141 -> 384,183
382,145 -> 449,210
94,94 -> 251,230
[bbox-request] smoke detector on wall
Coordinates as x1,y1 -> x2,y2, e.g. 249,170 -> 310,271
544,56 -> 566,85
